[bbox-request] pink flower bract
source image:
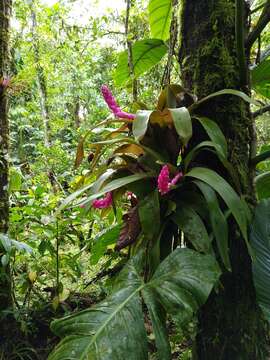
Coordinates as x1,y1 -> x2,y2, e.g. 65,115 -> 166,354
157,165 -> 183,195
101,85 -> 135,120
92,192 -> 113,209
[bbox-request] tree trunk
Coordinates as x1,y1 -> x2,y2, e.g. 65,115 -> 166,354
179,1 -> 269,358
30,1 -> 51,147
0,0 -> 12,313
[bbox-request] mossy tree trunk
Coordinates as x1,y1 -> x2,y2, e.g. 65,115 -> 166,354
0,0 -> 12,313
179,1 -> 269,359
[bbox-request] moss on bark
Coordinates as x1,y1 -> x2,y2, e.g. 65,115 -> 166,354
179,0 -> 269,358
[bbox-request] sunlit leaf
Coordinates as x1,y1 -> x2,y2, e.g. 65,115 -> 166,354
114,39 -> 167,87
148,0 -> 172,41
132,110 -> 152,141
169,107 -> 192,147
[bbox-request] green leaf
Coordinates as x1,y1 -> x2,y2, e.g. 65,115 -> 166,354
1,254 -> 9,267
114,39 -> 167,87
169,107 -> 192,147
49,248 -> 220,360
172,205 -> 211,253
190,89 -> 260,111
193,117 -> 227,159
250,199 -> 270,320
138,190 -> 160,240
255,172 -> 270,200
9,168 -> 22,192
195,181 -> 231,271
148,0 -> 172,41
90,225 -> 122,265
186,167 -> 249,243
139,190 -> 161,273
251,59 -> 270,99
58,173 -> 152,213
184,141 -> 224,171
132,110 -> 152,141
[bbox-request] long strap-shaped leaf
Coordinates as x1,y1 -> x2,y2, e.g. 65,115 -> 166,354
186,168 -> 249,245
49,248 -> 220,360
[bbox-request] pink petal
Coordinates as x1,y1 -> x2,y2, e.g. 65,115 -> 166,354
92,192 -> 113,209
158,165 -> 170,195
101,85 -> 135,120
169,172 -> 183,187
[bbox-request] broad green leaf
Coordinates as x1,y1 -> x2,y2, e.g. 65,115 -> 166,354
190,89 -> 260,111
90,224 -> 122,265
142,289 -> 170,359
114,39 -> 167,87
250,199 -> 270,320
251,59 -> 270,99
49,248 -> 220,360
255,172 -> 270,200
172,205 -> 211,253
132,110 -> 152,141
148,0 -> 172,41
186,167 -> 249,243
169,107 -> 192,147
193,117 -> 228,159
252,150 -> 270,167
195,181 -> 231,270
139,190 -> 161,273
138,190 -> 160,240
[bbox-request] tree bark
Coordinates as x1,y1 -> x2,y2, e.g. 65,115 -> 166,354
30,0 -> 51,147
179,1 -> 269,358
0,0 -> 12,312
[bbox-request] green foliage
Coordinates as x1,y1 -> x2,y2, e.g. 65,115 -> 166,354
49,249 -> 220,360
251,199 -> 270,320
251,59 -> 270,99
148,0 -> 172,41
114,39 -> 167,87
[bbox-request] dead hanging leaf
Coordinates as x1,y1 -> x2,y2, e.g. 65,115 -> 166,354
157,84 -> 196,111
114,144 -> 144,157
74,138 -> 84,168
115,206 -> 141,251
150,109 -> 173,128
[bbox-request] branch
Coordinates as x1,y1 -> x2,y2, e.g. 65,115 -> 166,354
246,0 -> 270,51
125,0 -> 138,101
252,103 -> 270,118
235,0 -> 248,87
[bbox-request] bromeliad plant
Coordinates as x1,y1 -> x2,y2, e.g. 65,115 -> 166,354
49,85 -> 257,359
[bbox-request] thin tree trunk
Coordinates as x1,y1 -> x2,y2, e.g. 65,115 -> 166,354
0,0 -> 12,313
179,1 -> 269,358
30,1 -> 51,147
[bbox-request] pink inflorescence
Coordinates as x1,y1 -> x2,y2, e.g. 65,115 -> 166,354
157,165 -> 183,195
101,85 -> 135,120
92,192 -> 113,209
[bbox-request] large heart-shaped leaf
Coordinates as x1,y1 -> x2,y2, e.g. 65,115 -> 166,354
114,39 -> 167,87
255,172 -> 270,200
49,248 -> 220,360
250,199 -> 270,320
251,59 -> 270,99
148,0 -> 172,41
